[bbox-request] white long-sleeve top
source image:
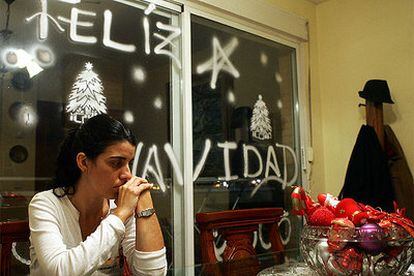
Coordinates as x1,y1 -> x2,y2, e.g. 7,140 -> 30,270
28,189 -> 167,275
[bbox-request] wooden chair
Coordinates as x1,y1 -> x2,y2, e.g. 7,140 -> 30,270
196,208 -> 285,276
0,220 -> 30,276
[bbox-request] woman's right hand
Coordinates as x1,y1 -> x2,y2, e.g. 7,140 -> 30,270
113,177 -> 153,223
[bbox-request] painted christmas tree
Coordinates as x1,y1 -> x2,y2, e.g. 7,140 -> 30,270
66,62 -> 107,123
251,94 -> 272,140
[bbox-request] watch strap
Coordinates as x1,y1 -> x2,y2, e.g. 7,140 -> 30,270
135,208 -> 155,218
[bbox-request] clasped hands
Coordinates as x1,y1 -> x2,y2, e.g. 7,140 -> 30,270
113,176 -> 154,223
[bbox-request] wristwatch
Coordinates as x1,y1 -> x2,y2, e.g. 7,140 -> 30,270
135,208 -> 155,218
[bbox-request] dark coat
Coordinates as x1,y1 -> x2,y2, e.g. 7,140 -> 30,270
385,125 -> 414,221
339,125 -> 395,212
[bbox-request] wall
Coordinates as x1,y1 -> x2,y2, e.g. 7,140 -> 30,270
267,0 -> 414,198
316,0 -> 414,195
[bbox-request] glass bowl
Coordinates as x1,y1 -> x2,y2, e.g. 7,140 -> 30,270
300,224 -> 414,275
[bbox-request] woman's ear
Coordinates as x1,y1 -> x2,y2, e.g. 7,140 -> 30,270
76,152 -> 88,173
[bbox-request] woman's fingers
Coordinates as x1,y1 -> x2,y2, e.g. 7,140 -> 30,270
123,176 -> 147,188
119,177 -> 152,196
135,177 -> 149,185
123,176 -> 137,187
113,178 -> 153,222
135,183 -> 153,195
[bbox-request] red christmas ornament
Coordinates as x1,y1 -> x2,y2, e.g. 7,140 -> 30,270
335,198 -> 361,220
335,217 -> 354,226
291,186 -> 320,217
351,211 -> 369,226
333,247 -> 363,274
305,204 -> 320,217
327,218 -> 355,252
308,206 -> 335,226
291,186 -> 308,216
318,193 -> 340,208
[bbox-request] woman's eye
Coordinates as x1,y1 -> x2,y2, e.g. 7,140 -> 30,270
110,160 -> 123,168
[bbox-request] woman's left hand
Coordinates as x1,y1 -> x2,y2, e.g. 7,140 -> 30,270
136,184 -> 154,214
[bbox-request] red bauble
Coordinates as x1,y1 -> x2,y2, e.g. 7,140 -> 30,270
331,217 -> 355,228
317,193 -> 328,205
308,206 -> 336,226
291,186 -> 308,215
327,218 -> 355,252
335,198 -> 361,220
329,247 -> 363,274
305,203 -> 320,217
317,193 -> 338,213
351,211 -> 369,226
318,193 -> 340,207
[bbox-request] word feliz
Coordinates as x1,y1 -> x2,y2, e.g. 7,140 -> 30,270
25,0 -> 182,68
132,139 -> 298,194
23,0 -> 241,89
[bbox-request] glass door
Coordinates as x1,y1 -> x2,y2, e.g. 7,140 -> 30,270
191,14 -> 302,271
0,0 -> 183,272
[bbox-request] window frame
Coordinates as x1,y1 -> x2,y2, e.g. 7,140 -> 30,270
178,2 -> 311,271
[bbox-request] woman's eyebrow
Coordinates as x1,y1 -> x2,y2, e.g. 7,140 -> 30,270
107,155 -> 135,161
107,156 -> 127,160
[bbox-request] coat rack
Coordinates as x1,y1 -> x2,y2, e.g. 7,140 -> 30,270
359,79 -> 394,149
365,101 -> 384,149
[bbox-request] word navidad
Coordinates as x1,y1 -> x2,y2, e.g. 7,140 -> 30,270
131,139 -> 298,193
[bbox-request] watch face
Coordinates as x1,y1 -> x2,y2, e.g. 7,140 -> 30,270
139,208 -> 155,217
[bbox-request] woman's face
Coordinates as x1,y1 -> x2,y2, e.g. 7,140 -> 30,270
84,140 -> 136,199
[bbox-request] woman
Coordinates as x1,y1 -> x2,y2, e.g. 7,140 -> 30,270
29,114 -> 167,275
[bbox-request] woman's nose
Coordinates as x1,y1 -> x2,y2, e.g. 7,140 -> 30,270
120,165 -> 132,180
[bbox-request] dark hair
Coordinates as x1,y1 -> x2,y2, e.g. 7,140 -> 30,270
52,114 -> 137,197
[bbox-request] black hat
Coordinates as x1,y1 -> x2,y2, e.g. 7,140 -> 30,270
358,79 -> 394,104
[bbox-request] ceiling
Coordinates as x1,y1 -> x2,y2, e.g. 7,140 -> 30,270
307,0 -> 329,4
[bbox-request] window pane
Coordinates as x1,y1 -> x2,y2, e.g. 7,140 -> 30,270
0,0 -> 181,271
191,15 -> 302,268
